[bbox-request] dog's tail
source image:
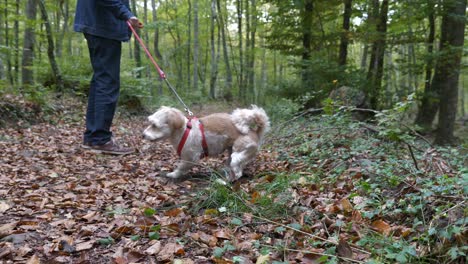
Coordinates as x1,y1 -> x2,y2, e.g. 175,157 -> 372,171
232,105 -> 270,139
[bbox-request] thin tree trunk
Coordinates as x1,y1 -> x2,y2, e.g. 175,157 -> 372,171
301,0 -> 313,86
209,0 -> 218,99
237,0 -> 244,99
13,0 -> 19,85
38,0 -> 64,93
248,0 -> 256,102
193,0 -> 199,92
131,0 -> 141,78
415,0 -> 437,129
434,0 -> 466,145
0,0 -> 5,80
186,0 -> 192,90
216,0 -> 232,100
339,0 -> 352,66
22,0 -> 37,88
367,0 -> 388,110
151,0 -> 162,96
151,0 -> 162,60
4,0 -> 14,87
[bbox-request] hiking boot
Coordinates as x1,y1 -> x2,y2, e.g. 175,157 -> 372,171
89,140 -> 134,155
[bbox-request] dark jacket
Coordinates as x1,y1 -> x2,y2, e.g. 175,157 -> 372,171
74,0 -> 134,41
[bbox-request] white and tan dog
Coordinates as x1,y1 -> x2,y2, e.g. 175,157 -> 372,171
143,105 -> 270,181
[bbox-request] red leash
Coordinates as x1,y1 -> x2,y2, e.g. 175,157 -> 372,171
127,21 -> 193,116
126,21 -> 166,79
127,21 -> 208,157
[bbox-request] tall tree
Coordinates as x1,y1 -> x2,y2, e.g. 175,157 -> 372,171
247,0 -> 257,102
216,0 -> 233,100
38,0 -> 64,93
193,0 -> 199,91
131,0 -> 141,78
4,0 -> 14,87
338,0 -> 352,66
434,0 -> 466,145
367,0 -> 389,109
301,0 -> 314,86
151,0 -> 162,60
209,0 -> 219,98
21,0 -> 37,88
237,0 -> 245,99
13,0 -> 19,85
415,0 -> 437,129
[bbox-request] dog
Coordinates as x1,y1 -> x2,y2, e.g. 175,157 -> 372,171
143,105 -> 270,181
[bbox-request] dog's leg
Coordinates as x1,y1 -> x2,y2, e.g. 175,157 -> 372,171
229,145 -> 258,181
166,160 -> 195,179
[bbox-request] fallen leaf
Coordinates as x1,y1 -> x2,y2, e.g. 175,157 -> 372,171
256,254 -> 270,264
75,240 -> 95,251
26,254 -> 41,264
0,201 -> 11,213
336,239 -> 353,259
0,222 -> 17,238
371,220 -> 391,236
145,241 -> 162,255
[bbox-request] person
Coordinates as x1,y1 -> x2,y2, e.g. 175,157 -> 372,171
73,0 -> 143,155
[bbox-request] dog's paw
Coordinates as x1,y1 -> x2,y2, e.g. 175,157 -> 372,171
166,171 -> 181,179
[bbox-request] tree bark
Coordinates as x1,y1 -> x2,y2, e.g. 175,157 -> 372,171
131,0 -> 141,78
209,0 -> 218,99
38,0 -> 64,93
247,0 -> 257,102
4,0 -> 14,87
301,0 -> 314,86
193,0 -> 199,92
415,0 -> 437,129
237,0 -> 244,99
434,0 -> 466,145
367,0 -> 388,110
338,0 -> 352,66
13,0 -> 19,85
22,0 -> 37,88
216,0 -> 233,100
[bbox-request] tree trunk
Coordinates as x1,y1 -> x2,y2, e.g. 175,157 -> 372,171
247,0 -> 256,102
4,0 -> 14,87
434,0 -> 466,145
216,0 -> 233,100
22,0 -> 37,88
209,0 -> 218,99
151,0 -> 162,61
301,0 -> 313,86
151,0 -> 162,96
131,0 -> 141,78
415,0 -> 437,129
237,0 -> 244,99
338,0 -> 352,66
367,0 -> 388,110
193,0 -> 199,92
0,0 -> 5,80
13,0 -> 19,85
38,0 -> 64,93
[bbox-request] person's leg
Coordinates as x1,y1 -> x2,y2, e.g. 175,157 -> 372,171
83,33 -> 122,146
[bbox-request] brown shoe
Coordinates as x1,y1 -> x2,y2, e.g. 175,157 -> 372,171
90,140 -> 134,155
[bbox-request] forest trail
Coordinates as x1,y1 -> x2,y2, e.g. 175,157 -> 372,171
0,100 -> 465,263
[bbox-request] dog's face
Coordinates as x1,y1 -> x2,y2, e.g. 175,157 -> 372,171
143,107 -> 184,141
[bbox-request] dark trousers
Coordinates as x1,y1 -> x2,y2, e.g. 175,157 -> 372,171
83,33 -> 122,145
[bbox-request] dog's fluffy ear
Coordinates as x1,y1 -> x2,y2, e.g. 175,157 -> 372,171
168,109 -> 185,129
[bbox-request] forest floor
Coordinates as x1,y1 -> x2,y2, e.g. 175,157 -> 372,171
0,95 -> 466,264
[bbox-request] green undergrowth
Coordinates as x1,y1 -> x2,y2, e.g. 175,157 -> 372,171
194,103 -> 467,263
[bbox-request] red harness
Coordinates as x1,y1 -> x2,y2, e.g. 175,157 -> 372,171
177,117 -> 209,158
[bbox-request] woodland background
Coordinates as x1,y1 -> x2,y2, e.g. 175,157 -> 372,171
0,0 -> 467,263
0,0 -> 466,143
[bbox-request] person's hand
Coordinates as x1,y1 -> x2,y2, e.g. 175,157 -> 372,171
128,16 -> 143,28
